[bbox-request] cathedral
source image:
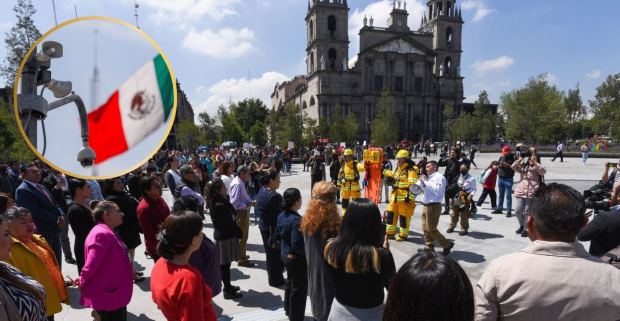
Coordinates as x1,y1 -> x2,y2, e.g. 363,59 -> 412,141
271,0 -> 465,143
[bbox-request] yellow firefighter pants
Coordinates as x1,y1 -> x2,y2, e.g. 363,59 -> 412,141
386,200 -> 415,237
341,189 -> 361,215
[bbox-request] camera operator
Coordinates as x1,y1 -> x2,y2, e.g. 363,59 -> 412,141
438,148 -> 461,214
577,183 -> 620,257
601,158 -> 620,188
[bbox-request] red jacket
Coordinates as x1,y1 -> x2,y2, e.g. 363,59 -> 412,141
483,167 -> 498,190
137,196 -> 170,254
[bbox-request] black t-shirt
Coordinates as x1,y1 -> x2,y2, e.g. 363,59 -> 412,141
577,208 -> 620,257
326,247 -> 396,308
498,154 -> 515,178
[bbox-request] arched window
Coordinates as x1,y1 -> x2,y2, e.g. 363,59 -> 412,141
328,48 -> 337,70
310,52 -> 315,73
328,16 -> 336,37
303,101 -> 308,110
446,28 -> 453,47
276,90 -> 279,99
310,96 -> 316,106
412,117 -> 422,140
444,56 -> 452,75
295,84 -> 305,93
309,20 -> 314,41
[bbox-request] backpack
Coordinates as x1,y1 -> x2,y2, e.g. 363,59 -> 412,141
478,171 -> 485,184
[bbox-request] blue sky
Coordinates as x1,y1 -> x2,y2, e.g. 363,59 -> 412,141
2,0 -> 620,146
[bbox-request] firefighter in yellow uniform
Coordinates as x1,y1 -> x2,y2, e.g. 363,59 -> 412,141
382,149 -> 419,241
337,149 -> 366,215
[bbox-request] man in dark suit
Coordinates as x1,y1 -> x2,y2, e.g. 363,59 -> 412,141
42,168 -> 76,265
15,163 -> 66,268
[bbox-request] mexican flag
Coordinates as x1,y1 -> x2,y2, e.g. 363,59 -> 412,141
87,54 -> 173,164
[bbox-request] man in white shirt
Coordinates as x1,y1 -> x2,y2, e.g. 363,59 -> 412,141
551,141 -> 563,162
447,164 -> 477,236
418,161 -> 454,255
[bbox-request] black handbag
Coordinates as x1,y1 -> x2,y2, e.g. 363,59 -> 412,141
267,226 -> 281,250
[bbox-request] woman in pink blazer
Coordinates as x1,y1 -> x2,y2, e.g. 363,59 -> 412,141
78,201 -> 133,321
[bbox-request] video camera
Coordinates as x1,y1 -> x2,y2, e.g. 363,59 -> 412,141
584,186 -> 612,214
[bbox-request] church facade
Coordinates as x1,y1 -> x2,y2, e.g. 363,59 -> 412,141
271,0 -> 466,143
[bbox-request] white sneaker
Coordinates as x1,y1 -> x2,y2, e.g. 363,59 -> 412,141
582,163 -> 585,165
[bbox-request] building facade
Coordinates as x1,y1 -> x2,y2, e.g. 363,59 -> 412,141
271,0 -> 466,143
163,79 -> 195,150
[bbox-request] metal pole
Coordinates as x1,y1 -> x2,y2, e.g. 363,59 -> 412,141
19,50 -> 39,147
47,94 -> 90,144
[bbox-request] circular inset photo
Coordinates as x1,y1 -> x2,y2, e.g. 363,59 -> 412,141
14,17 -> 176,179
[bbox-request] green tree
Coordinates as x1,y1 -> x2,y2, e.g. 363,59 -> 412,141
267,108 -> 283,146
499,73 -> 564,144
1,0 -> 42,86
442,101 -> 457,145
563,86 -> 583,125
589,73 -> 620,139
229,98 -> 269,141
276,102 -> 303,148
0,101 -> 36,160
343,112 -> 359,146
302,117 -> 317,146
372,88 -> 400,147
217,104 -> 244,145
197,111 -> 219,145
176,120 -> 200,149
250,120 -> 267,146
330,104 -> 346,144
473,90 -> 497,145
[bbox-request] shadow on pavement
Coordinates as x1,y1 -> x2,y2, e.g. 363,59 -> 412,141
230,267 -> 252,280
451,250 -> 486,264
473,214 -> 492,221
246,243 -> 266,254
134,276 -> 152,292
213,302 -> 224,317
203,222 -> 214,229
128,312 -> 156,321
235,289 -> 283,309
467,231 -> 504,240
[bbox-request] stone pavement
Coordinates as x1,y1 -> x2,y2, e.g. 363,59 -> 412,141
55,152 -> 616,320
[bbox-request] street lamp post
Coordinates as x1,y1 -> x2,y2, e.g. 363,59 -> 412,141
367,118 -> 372,145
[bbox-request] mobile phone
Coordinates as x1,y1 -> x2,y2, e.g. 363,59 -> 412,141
609,163 -> 618,168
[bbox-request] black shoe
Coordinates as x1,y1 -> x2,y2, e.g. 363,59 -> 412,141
223,290 -> 243,300
229,285 -> 241,292
521,230 -> 529,238
506,211 -> 512,218
458,231 -> 468,236
417,248 -> 435,253
136,271 -> 144,276
491,209 -> 503,214
446,228 -> 454,233
65,257 -> 76,264
442,242 -> 455,256
515,226 -> 524,234
442,210 -> 449,215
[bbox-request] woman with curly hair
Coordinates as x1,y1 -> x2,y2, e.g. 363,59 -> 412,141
300,182 -> 341,321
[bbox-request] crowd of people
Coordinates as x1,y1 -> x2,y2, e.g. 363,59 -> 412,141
0,143 -> 619,321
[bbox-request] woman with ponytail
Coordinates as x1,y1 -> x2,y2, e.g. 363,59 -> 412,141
274,188 -> 306,321
150,211 -> 217,321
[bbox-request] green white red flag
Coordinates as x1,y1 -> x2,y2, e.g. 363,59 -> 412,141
87,54 -> 173,164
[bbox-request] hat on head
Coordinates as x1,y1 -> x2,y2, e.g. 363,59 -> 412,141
501,146 -> 511,155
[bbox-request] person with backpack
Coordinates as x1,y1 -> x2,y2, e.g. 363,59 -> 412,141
337,149 -> 366,216
382,150 -> 419,241
476,161 -> 498,210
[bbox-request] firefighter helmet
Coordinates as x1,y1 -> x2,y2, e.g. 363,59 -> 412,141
343,149 -> 353,156
396,150 -> 409,159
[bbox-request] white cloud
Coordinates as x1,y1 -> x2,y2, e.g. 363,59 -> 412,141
195,71 -> 290,117
544,73 -> 559,85
348,0 -> 425,59
196,86 -> 208,94
136,0 -> 241,25
461,0 -> 495,21
470,56 -> 514,75
493,79 -> 512,87
472,82 -> 492,92
585,69 -> 601,79
464,94 -> 477,103
182,27 -> 256,58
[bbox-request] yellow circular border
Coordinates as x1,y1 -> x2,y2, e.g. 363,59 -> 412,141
13,16 -> 177,180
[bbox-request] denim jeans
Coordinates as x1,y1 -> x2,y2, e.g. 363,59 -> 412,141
497,177 -> 514,211
582,152 -> 588,164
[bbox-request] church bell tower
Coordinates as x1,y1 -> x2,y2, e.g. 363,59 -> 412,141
305,0 -> 350,75
420,0 -> 464,79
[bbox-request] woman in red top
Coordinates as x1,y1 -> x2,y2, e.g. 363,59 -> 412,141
475,160 -> 498,210
151,210 -> 217,321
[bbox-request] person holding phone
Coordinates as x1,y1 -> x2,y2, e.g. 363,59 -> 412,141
602,158 -> 620,188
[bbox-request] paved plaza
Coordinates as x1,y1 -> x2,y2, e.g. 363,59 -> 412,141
55,152 -> 615,320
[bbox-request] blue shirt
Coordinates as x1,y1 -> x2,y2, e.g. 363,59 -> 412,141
275,209 -> 305,258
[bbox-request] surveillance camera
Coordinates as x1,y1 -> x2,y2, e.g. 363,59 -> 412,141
77,145 -> 96,169
36,41 -> 63,62
45,79 -> 72,98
